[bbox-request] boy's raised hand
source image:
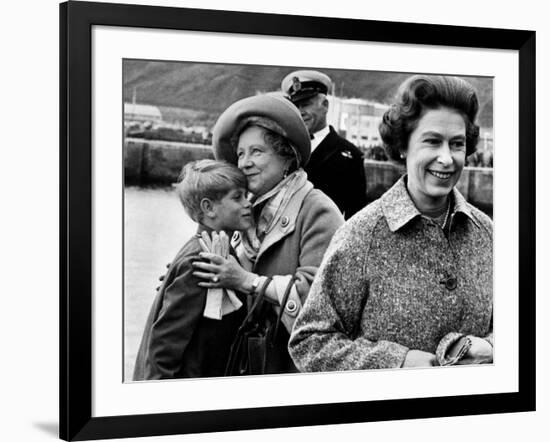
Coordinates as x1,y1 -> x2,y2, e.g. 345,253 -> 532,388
210,231 -> 220,256
199,231 -> 213,253
198,231 -> 230,259
218,231 -> 229,258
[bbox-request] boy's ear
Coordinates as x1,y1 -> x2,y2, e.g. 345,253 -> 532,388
200,198 -> 216,219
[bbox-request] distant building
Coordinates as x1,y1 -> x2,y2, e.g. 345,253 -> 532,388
479,127 -> 493,152
327,96 -> 389,148
467,126 -> 493,167
124,103 -> 162,123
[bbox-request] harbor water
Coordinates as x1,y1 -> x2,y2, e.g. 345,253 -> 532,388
124,186 -> 197,380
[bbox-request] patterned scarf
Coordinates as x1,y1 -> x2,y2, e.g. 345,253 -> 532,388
240,169 -> 308,263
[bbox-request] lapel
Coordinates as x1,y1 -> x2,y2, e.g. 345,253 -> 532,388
381,175 -> 480,232
306,126 -> 341,170
381,176 -> 421,232
254,180 -> 313,265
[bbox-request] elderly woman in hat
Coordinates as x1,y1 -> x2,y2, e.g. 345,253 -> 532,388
192,94 -> 344,374
289,75 -> 493,371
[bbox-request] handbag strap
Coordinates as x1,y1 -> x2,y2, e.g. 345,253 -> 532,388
224,277 -> 273,376
271,275 -> 297,343
235,276 -> 273,334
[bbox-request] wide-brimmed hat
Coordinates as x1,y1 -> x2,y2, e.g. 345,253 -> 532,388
212,94 -> 311,167
281,70 -> 333,103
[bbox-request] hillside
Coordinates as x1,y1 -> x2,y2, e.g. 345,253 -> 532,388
123,60 -> 493,127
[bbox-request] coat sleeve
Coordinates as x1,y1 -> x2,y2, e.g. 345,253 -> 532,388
142,256 -> 206,379
468,208 -> 494,348
288,219 -> 409,371
270,191 -> 344,333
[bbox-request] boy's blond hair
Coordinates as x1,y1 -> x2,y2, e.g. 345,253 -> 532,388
176,159 -> 247,222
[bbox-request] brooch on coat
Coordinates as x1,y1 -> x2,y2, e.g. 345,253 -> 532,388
341,150 -> 353,159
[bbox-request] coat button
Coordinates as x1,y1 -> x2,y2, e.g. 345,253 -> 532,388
446,276 -> 457,290
281,216 -> 289,228
439,273 -> 457,291
286,300 -> 297,313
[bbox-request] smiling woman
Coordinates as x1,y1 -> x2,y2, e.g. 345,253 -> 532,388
236,125 -> 295,197
404,107 -> 467,216
289,75 -> 493,371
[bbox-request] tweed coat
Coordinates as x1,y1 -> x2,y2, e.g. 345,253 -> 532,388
288,176 -> 493,371
304,126 -> 367,220
234,179 -> 344,374
133,227 -> 247,380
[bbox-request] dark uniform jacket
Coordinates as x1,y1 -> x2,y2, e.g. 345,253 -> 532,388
304,126 -> 367,219
133,227 -> 246,380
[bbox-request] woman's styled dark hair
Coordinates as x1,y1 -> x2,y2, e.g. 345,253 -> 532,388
379,75 -> 480,163
230,116 -> 301,173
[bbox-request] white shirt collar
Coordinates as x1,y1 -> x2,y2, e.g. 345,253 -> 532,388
310,125 -> 330,153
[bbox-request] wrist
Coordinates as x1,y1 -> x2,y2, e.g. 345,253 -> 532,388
244,273 -> 262,294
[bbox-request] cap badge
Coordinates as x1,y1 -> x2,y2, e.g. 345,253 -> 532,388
291,77 -> 301,93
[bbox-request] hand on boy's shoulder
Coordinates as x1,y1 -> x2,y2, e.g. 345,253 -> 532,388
155,261 -> 172,289
154,239 -> 202,290
155,261 -> 172,288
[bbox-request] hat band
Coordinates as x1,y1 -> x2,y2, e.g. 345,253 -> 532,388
289,81 -> 328,97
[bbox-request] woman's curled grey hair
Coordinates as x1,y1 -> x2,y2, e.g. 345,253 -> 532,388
230,116 -> 301,173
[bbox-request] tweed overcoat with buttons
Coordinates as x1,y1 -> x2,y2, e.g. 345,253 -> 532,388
288,175 -> 493,371
234,181 -> 344,374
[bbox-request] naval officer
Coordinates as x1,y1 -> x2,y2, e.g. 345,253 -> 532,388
281,70 -> 367,219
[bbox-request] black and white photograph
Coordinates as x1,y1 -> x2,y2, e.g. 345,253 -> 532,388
54,1 -> 538,440
123,60 -> 494,381
3,0 -> 548,439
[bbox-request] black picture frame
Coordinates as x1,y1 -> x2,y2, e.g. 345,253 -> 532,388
60,1 -> 536,440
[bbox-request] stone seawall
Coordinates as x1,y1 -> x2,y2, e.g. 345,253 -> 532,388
125,138 -> 493,212
125,139 -> 214,184
364,160 -> 493,214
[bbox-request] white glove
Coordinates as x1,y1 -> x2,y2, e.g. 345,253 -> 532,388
200,231 -> 243,320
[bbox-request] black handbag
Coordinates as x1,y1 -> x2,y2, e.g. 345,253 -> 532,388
225,276 -> 295,376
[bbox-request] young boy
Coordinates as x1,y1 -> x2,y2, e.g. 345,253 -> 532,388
133,159 -> 253,380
